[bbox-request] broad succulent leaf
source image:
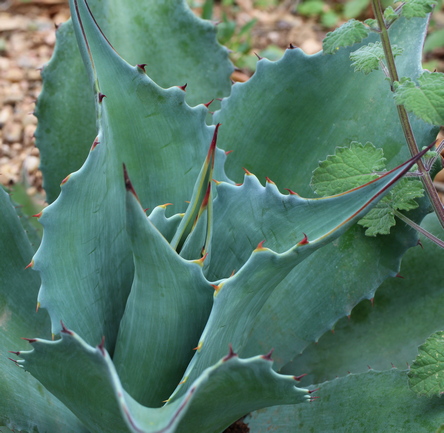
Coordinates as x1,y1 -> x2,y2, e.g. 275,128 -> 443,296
35,0 -> 233,203
214,15 -> 438,195
31,0 -> 228,352
18,330 -> 310,433
169,148 -> 432,398
283,211 -> 443,385
112,175 -> 214,407
246,369 -> 444,432
0,189 -> 86,433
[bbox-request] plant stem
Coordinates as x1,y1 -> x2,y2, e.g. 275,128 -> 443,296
394,210 -> 444,248
371,0 -> 444,230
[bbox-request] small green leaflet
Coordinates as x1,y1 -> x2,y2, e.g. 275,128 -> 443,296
310,142 -> 424,236
400,0 -> 437,19
383,6 -> 399,24
323,19 -> 370,54
358,178 -> 423,236
394,72 -> 444,126
409,331 -> 444,397
350,42 -> 403,75
310,142 -> 385,195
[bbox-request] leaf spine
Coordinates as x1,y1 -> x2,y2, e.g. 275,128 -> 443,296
178,83 -> 187,91
297,233 -> 309,245
60,320 -> 73,335
285,188 -> 299,196
243,167 -> 253,176
22,337 -> 37,344
61,174 -> 71,185
223,344 -> 238,361
137,64 -> 147,72
123,164 -> 140,201
265,177 -> 275,184
98,93 -> 106,103
32,212 -> 42,218
36,302 -> 40,313
254,240 -> 267,252
25,260 -> 34,269
294,374 -> 307,381
193,341 -> 203,351
261,348 -> 274,361
91,137 -> 100,151
98,336 -> 106,355
204,99 -> 214,108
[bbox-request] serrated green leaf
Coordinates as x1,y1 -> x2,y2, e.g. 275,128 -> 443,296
357,198 -> 397,235
283,212 -> 444,385
310,142 -> 384,195
0,189 -> 87,433
350,42 -> 403,74
409,331 -> 444,397
311,143 -> 424,236
36,0 -> 232,203
18,330 -> 309,433
323,19 -> 370,54
401,0 -> 437,19
247,369 -> 444,432
214,16 -> 437,195
112,181 -> 214,407
358,178 -> 423,235
384,6 -> 399,23
394,72 -> 444,125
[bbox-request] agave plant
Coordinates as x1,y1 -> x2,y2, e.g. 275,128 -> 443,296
1,0 -> 444,432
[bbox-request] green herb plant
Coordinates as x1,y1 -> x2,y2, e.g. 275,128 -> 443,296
1,0 -> 444,432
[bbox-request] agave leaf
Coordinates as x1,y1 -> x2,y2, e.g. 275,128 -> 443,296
112,172 -> 214,407
0,189 -> 86,433
214,15 -> 437,195
18,330 -> 309,433
282,211 -> 444,385
170,147 -> 431,398
32,0 -> 228,351
35,0 -> 232,203
246,369 -> 444,432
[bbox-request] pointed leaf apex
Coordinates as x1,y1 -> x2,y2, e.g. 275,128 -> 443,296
297,233 -> 309,245
223,344 -> 238,361
261,348 -> 274,361
123,164 -> 140,201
